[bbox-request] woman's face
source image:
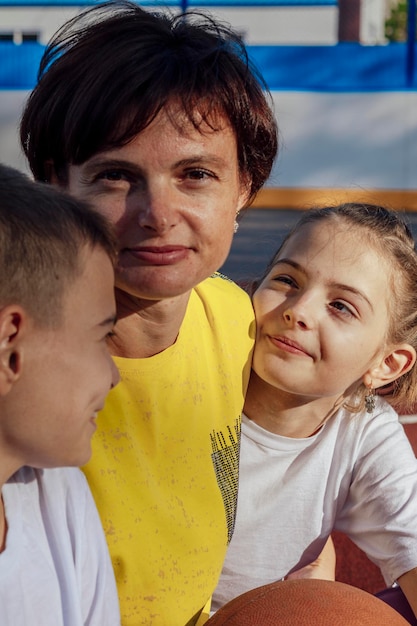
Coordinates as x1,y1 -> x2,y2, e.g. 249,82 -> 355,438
63,107 -> 250,302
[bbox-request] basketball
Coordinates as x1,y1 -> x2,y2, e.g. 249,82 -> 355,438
207,579 -> 410,625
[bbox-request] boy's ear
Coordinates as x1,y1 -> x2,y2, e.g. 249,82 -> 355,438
364,344 -> 417,390
0,306 -> 26,395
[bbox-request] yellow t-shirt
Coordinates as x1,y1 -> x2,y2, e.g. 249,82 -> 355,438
83,274 -> 255,625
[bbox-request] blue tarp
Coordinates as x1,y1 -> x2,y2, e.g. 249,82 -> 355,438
0,42 -> 44,89
249,43 -> 415,90
1,42 -> 416,91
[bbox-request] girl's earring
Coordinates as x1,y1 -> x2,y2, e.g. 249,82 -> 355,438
365,385 -> 376,413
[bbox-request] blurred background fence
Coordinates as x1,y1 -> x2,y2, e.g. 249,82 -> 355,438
1,0 -> 417,209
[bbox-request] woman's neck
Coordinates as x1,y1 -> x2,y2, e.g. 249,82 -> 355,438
108,288 -> 191,358
244,370 -> 343,438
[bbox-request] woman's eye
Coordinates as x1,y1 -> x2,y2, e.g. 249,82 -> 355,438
101,171 -> 124,181
96,170 -> 132,183
186,169 -> 214,181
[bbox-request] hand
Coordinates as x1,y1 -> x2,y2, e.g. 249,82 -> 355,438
286,536 -> 336,581
397,566 -> 417,619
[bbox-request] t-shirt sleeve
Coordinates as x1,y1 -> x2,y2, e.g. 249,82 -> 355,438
336,406 -> 417,585
69,470 -> 121,625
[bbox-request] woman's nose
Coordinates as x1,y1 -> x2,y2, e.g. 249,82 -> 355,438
136,184 -> 179,234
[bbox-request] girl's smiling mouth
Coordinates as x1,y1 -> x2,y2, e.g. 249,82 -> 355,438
268,334 -> 313,358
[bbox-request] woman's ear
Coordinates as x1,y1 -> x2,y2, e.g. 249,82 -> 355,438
237,174 -> 253,211
0,306 -> 26,395
364,344 -> 417,390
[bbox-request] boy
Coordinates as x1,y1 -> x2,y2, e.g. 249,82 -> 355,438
0,164 -> 120,625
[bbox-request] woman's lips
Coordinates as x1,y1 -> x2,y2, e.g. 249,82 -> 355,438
124,245 -> 190,265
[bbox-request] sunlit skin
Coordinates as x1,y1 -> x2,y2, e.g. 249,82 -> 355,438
57,106 -> 250,358
245,221 -> 415,438
0,245 -> 119,486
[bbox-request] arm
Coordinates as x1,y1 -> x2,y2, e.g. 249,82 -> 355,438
286,536 -> 336,581
336,404 -> 417,589
397,566 -> 417,619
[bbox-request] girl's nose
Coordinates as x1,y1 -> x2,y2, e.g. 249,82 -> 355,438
283,302 -> 311,330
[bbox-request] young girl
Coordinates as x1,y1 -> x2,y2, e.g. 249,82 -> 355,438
212,203 -> 417,620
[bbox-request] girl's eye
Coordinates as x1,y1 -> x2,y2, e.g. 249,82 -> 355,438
329,301 -> 355,317
272,274 -> 297,288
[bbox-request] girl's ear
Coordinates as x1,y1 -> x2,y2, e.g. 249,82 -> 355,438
364,344 -> 417,390
0,307 -> 26,395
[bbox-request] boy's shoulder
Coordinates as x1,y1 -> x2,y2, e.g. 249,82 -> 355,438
10,465 -> 88,489
1,466 -> 120,626
6,466 -> 91,515
2,466 -> 92,569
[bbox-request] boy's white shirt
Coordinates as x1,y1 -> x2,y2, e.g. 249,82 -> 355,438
212,397 -> 417,612
0,466 -> 120,625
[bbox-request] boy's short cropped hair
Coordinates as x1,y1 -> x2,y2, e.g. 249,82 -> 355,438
0,164 -> 116,327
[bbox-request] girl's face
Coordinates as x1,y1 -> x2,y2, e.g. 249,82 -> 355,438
252,220 -> 393,404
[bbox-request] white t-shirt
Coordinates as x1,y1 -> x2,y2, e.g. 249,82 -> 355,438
212,398 -> 417,612
0,466 -> 120,626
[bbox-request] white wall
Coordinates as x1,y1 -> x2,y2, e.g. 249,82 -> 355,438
3,88 -> 417,192
269,90 -> 417,190
0,91 -> 28,173
0,5 -> 338,44
361,0 -> 389,44
0,7 -> 81,43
